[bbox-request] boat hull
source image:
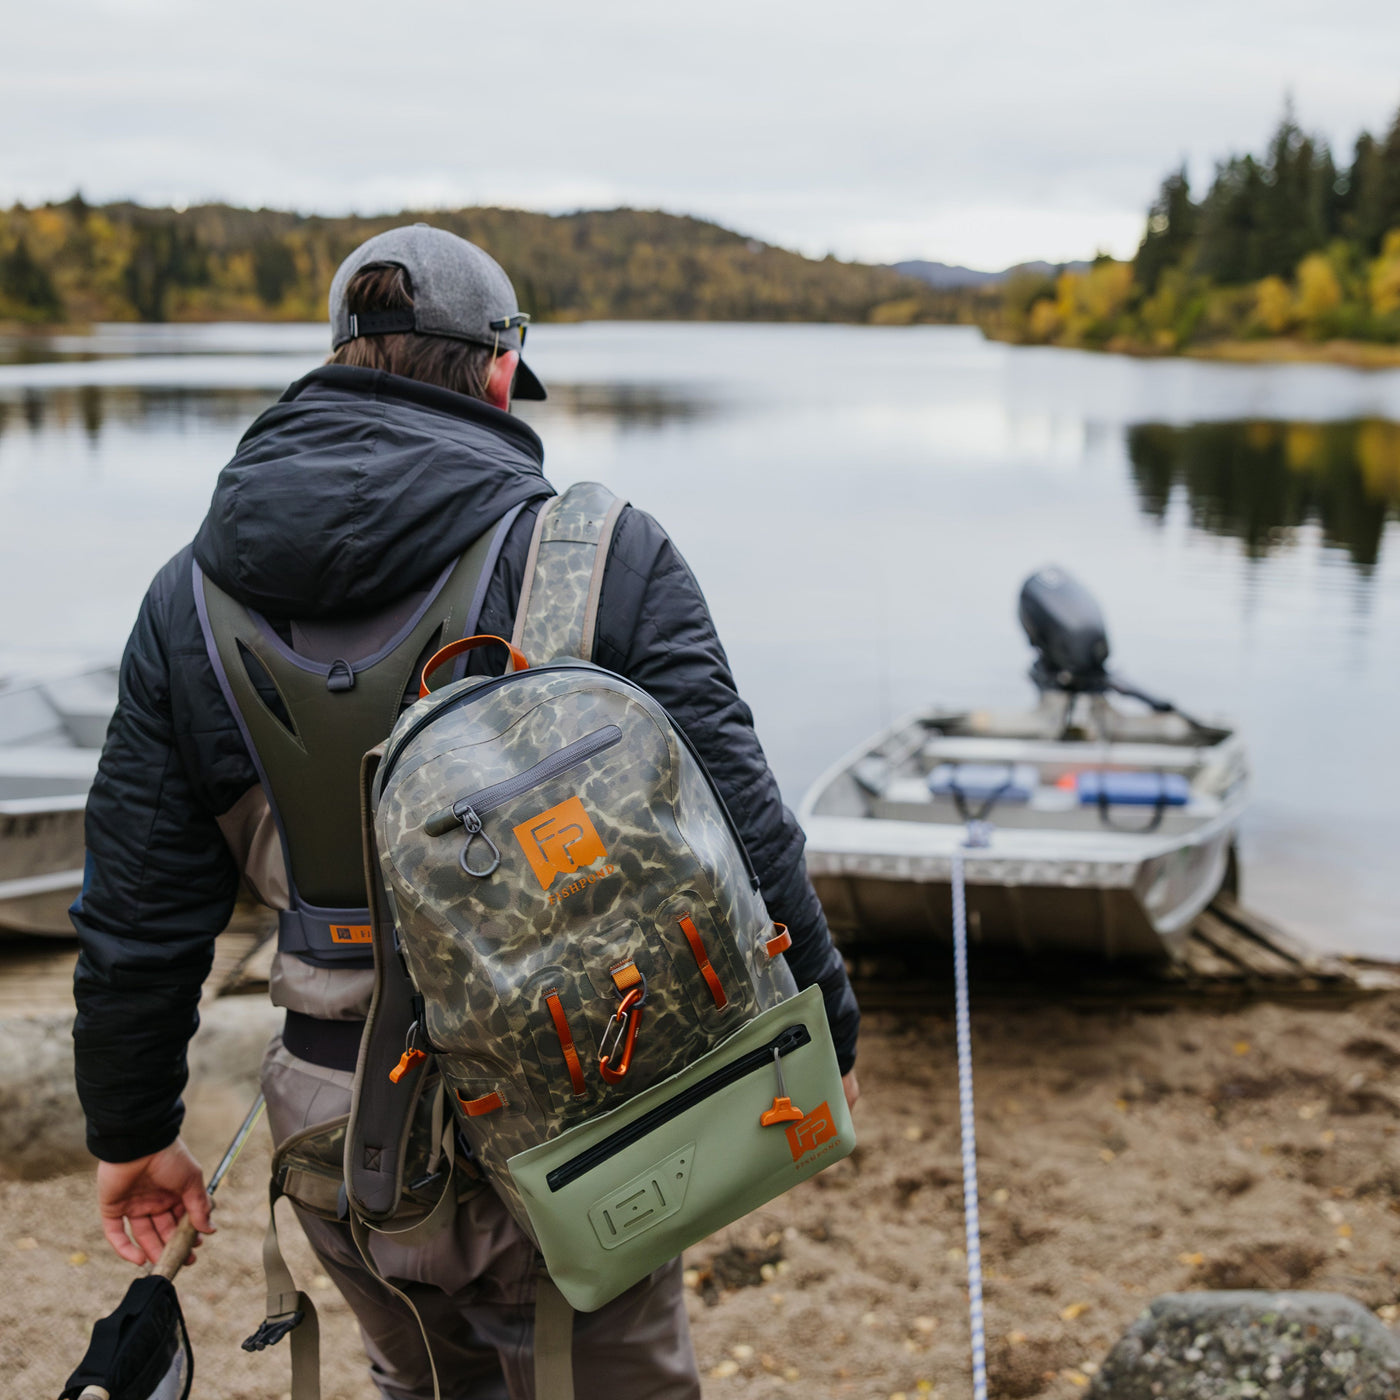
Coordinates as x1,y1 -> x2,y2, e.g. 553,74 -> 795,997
0,800 -> 87,937
799,699 -> 1247,963
808,823 -> 1236,962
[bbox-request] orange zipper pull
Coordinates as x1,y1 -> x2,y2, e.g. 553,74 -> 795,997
389,1047 -> 427,1084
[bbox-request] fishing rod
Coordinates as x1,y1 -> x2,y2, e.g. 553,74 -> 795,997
147,1094 -> 266,1283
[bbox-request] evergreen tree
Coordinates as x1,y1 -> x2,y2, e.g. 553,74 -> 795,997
0,236 -> 63,319
252,238 -> 298,307
1133,166 -> 1197,292
1194,156 -> 1265,284
1352,105 -> 1400,252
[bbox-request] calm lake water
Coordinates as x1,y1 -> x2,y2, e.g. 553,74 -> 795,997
1,323 -> 1397,956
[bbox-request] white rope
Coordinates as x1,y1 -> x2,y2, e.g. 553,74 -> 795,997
951,845 -> 989,1400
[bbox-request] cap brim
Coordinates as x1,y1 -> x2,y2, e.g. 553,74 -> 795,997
513,357 -> 547,401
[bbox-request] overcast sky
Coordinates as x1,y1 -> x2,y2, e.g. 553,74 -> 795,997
3,0 -> 1398,270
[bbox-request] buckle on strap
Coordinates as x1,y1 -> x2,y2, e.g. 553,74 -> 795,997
242,1308 -> 304,1351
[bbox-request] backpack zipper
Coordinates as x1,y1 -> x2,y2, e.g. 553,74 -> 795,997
423,725 -> 623,838
544,1022 -> 811,1192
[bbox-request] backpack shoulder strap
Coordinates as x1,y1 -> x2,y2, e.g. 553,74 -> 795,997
510,482 -> 625,663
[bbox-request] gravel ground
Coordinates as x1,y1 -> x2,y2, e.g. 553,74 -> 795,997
8,992 -> 1400,1399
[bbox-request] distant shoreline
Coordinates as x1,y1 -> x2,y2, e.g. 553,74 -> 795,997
5,317 -> 1400,372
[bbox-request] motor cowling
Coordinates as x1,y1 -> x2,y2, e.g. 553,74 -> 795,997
1019,566 -> 1110,692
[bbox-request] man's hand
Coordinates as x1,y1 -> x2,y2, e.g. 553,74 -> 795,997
97,1138 -> 214,1267
842,1068 -> 860,1113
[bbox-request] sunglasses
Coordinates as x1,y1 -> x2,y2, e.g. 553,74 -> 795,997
489,312 -> 531,348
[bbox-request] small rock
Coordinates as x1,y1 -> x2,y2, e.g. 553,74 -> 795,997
1089,1292 -> 1400,1399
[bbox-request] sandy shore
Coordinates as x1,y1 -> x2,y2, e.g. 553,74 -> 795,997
8,990 -> 1400,1400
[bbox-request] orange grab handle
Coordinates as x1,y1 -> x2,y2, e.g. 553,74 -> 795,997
420,634 -> 529,697
764,924 -> 792,959
545,990 -> 588,1098
458,1089 -> 506,1117
678,914 -> 728,1009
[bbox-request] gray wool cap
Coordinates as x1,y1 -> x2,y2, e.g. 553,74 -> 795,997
328,223 -> 546,400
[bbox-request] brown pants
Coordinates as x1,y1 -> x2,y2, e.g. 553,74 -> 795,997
262,1038 -> 702,1400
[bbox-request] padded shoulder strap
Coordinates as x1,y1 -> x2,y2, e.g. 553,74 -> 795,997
347,741 -> 430,1222
510,482 -> 625,663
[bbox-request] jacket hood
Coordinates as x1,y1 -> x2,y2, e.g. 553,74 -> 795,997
193,365 -> 553,618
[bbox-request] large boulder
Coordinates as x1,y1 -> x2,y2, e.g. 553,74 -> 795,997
1090,1291 -> 1400,1400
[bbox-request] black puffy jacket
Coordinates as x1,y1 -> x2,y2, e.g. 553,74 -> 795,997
72,365 -> 859,1163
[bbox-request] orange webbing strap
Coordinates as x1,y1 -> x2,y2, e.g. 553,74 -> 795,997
545,992 -> 588,1097
609,960 -> 643,995
764,924 -> 792,958
419,634 -> 529,697
677,915 -> 728,1009
457,1089 -> 507,1117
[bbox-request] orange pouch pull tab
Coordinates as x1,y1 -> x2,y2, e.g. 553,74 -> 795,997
389,1048 -> 427,1084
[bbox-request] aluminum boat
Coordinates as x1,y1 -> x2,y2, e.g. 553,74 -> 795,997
799,570 -> 1249,962
0,665 -> 116,936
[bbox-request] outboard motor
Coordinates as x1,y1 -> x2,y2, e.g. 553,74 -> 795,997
1019,566 -> 1111,693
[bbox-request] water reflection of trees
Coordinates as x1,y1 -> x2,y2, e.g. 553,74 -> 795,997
519,382 -> 712,429
0,387 -> 279,448
1126,420 -> 1400,567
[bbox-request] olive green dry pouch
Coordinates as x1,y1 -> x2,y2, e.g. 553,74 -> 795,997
507,985 -> 853,1313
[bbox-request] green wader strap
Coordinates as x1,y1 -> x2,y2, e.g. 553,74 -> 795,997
349,1210 -> 444,1400
533,1274 -> 576,1400
510,482 -> 625,664
242,1186 -> 321,1400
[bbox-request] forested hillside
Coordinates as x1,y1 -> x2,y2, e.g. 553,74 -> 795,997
994,101 -> 1400,355
0,200 -> 957,327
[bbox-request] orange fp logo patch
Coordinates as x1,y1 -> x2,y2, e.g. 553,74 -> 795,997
785,1101 -> 839,1163
514,795 -> 608,889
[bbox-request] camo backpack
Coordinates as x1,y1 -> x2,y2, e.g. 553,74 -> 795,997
345,481 -> 854,1393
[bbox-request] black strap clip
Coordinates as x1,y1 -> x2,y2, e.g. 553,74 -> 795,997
241,1309 -> 305,1351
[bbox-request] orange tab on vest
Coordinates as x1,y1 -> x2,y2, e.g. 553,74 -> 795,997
764,924 -> 792,958
545,990 -> 587,1097
677,914 -> 728,1008
388,1048 -> 426,1084
329,924 -> 372,945
458,1089 -> 506,1117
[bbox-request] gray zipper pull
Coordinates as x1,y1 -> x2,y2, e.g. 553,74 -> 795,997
457,804 -> 502,878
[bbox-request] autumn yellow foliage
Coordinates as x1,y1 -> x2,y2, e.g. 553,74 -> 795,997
1370,230 -> 1400,317
1294,254 -> 1343,329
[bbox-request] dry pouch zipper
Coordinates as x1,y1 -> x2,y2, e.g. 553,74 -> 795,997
545,1021 -> 811,1192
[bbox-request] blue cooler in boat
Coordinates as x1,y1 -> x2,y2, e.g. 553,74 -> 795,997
1076,771 -> 1190,806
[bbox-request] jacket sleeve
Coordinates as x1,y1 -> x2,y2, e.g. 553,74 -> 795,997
594,508 -> 860,1073
71,557 -> 242,1163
